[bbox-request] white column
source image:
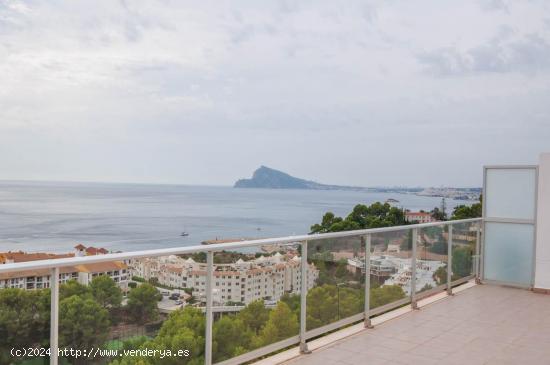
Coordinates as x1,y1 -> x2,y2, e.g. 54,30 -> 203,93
447,225 -> 453,295
364,235 -> 373,327
50,267 -> 59,365
205,252 -> 214,365
411,228 -> 418,309
299,241 -> 309,353
535,153 -> 550,290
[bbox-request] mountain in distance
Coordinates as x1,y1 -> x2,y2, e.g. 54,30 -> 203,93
234,166 -> 366,191
234,166 -> 482,199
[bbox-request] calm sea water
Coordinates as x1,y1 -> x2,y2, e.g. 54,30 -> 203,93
0,181 -> 472,253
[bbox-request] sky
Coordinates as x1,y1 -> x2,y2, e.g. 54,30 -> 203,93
1,0 -> 549,187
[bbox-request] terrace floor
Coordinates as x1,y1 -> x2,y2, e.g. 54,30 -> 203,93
283,284 -> 550,365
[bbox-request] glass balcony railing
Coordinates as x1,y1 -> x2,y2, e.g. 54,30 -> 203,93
0,218 -> 482,365
369,229 -> 411,315
306,235 -> 364,332
415,225 -> 448,298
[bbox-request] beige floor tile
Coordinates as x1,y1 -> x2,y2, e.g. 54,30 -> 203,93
284,285 -> 550,365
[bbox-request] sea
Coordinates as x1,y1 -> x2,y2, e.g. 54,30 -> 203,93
0,181 -> 474,253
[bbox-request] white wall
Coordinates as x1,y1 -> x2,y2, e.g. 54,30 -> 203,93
535,153 -> 550,290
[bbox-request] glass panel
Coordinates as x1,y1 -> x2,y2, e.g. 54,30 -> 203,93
58,255 -> 196,364
485,168 -> 536,220
211,242 -> 301,363
415,225 -> 448,294
0,268 -> 51,364
484,222 -> 534,285
307,235 -> 364,330
451,222 -> 476,281
369,229 -> 410,309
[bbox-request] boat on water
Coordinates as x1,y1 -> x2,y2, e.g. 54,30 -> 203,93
181,232 -> 189,237
385,198 -> 400,203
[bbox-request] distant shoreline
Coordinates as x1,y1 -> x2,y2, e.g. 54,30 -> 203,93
0,182 -> 478,254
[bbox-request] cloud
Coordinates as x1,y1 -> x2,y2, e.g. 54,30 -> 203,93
417,30 -> 550,76
478,0 -> 509,13
0,0 -> 549,186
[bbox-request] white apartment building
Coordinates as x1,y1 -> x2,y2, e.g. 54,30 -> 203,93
347,255 -> 401,277
130,252 -> 319,305
346,254 -> 444,296
0,245 -> 129,290
384,258 -> 445,295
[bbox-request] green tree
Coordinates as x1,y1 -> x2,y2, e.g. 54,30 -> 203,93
311,258 -> 333,285
149,307 -> 205,365
306,285 -> 337,329
338,286 -> 364,318
111,308 -> 204,365
59,295 -> 110,356
310,212 -> 344,233
335,259 -> 348,280
433,266 -> 447,285
452,246 -> 473,278
237,299 -> 269,333
304,284 -> 364,329
346,202 -> 406,228
429,238 -> 448,255
0,288 -> 50,364
451,201 -> 482,220
255,302 -> 298,347
419,283 -> 433,293
126,283 -> 161,324
213,316 -> 253,361
121,336 -> 149,351
109,358 -> 151,365
370,285 -> 406,309
310,202 -> 408,234
280,293 -> 300,314
60,280 -> 92,300
430,207 -> 446,221
90,275 -> 123,309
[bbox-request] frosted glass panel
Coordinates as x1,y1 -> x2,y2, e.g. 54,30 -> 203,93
485,168 -> 536,220
484,222 -> 534,285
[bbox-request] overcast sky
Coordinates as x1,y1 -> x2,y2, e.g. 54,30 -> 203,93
1,0 -> 549,187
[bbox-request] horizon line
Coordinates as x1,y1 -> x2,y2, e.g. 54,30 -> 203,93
0,178 -> 482,190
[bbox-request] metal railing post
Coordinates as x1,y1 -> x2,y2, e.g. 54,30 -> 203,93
410,228 -> 418,309
364,234 -> 373,328
447,225 -> 453,295
476,223 -> 483,284
480,222 -> 485,282
205,251 -> 214,365
299,240 -> 310,354
50,267 -> 59,365
474,223 -> 481,283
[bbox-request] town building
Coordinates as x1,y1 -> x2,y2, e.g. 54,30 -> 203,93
129,252 -> 319,305
404,211 -> 436,223
346,254 -> 444,294
0,245 -> 129,290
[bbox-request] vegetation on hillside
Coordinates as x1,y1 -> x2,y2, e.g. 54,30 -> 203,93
0,276 -> 161,364
450,195 -> 482,220
310,202 -> 408,233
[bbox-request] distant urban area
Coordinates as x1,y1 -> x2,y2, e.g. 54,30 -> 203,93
235,166 -> 481,200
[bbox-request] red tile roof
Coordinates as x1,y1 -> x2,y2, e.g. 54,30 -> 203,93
405,212 -> 432,217
0,251 -> 74,264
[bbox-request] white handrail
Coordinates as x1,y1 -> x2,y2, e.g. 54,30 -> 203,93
0,218 -> 482,274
